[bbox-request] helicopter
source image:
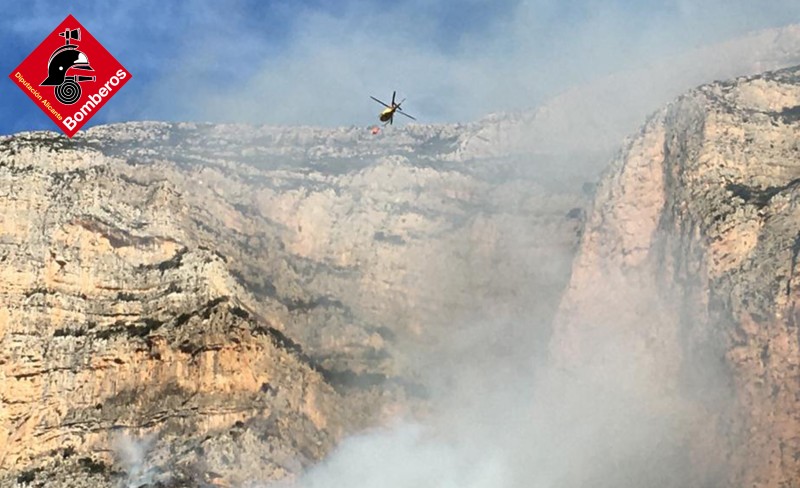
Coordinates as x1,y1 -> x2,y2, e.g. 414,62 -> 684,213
370,91 -> 416,125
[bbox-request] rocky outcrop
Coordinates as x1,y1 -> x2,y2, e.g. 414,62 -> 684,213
0,121 -> 583,486
552,66 -> 800,487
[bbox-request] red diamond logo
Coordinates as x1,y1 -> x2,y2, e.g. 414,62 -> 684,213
9,14 -> 131,138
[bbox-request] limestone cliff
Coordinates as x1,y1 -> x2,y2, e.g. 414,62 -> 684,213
0,122 -> 582,487
552,66 -> 800,487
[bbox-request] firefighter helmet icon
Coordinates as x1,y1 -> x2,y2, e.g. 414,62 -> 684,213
40,28 -> 95,105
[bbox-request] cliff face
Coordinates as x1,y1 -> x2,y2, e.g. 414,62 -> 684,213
0,123 -> 583,486
552,66 -> 800,487
0,139 -> 359,487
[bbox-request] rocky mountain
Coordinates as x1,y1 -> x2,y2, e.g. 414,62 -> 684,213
0,121 -> 583,487
3,25 -> 800,488
552,65 -> 800,487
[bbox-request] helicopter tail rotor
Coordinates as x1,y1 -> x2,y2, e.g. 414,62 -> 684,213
395,97 -> 416,120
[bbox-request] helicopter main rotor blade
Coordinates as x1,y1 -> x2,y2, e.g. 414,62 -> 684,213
370,96 -> 391,108
397,110 -> 416,120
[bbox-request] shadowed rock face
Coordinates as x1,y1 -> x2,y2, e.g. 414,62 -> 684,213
552,66 -> 800,487
0,122 -> 583,486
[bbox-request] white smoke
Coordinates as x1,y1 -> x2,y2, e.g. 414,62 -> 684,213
264,309 -> 700,488
128,0 -> 800,126
113,433 -> 159,487
287,422 -> 509,488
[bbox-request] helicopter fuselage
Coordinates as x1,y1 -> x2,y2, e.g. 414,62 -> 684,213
379,108 -> 395,122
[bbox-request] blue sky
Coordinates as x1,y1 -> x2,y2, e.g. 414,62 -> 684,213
2,0 -> 800,135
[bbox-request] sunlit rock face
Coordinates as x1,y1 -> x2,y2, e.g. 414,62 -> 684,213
552,66 -> 800,488
0,119 -> 583,486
